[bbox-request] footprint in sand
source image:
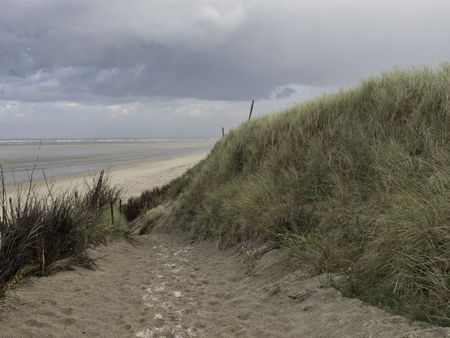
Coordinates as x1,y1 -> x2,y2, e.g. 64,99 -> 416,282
3,234 -> 449,338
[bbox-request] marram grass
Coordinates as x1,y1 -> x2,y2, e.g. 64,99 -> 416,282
0,171 -> 124,294
159,65 -> 450,325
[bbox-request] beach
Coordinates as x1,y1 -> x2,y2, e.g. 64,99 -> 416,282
0,139 -> 214,199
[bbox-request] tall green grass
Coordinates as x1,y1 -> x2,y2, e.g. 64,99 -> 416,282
162,66 -> 450,324
0,171 -> 123,295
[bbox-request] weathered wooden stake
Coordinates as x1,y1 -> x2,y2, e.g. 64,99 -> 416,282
119,199 -> 122,214
222,127 -> 225,138
248,100 -> 255,121
110,200 -> 114,225
9,197 -> 13,218
2,205 -> 6,225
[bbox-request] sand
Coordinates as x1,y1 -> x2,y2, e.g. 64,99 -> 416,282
1,231 -> 450,338
108,152 -> 207,199
5,152 -> 208,200
0,139 -> 215,188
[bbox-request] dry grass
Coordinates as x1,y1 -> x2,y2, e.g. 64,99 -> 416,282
123,171 -> 198,222
0,170 -> 124,295
155,65 -> 450,324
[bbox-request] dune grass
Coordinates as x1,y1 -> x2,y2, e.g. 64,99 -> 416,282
124,184 -> 172,221
152,65 -> 450,324
0,170 -> 124,295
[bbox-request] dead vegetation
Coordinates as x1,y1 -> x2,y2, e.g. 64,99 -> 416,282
0,169 -> 124,295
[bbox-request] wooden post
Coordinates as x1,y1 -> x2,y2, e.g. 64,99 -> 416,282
110,200 -> 114,225
248,100 -> 255,121
119,199 -> 122,214
1,204 -> 5,226
222,127 -> 225,138
9,197 -> 13,218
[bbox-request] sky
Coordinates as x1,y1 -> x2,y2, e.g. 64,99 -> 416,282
1,0 -> 450,139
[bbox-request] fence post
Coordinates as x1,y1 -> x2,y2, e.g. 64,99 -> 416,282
222,127 -> 225,138
119,199 -> 122,214
9,197 -> 13,218
110,200 -> 114,225
248,100 -> 255,121
1,204 -> 5,225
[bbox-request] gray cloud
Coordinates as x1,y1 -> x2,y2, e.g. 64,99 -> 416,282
2,0 -> 450,101
0,0 -> 449,137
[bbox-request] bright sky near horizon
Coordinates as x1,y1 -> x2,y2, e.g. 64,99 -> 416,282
1,0 -> 449,139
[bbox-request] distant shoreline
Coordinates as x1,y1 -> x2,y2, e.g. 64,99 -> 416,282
0,139 -> 214,186
0,138 -> 216,146
4,151 -> 208,200
1,139 -> 214,198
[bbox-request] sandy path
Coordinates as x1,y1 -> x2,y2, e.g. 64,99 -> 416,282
1,232 -> 449,338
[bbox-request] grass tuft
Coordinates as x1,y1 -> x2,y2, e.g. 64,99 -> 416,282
0,170 -> 123,295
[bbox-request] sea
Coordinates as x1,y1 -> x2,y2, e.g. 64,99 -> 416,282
0,138 -> 214,186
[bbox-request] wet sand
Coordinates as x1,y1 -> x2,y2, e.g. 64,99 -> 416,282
1,139 -> 214,199
8,152 -> 209,200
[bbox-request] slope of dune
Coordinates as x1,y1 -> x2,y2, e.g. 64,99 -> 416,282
155,66 -> 450,324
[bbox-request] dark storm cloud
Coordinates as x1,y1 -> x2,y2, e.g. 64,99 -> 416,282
1,0 -> 450,103
1,1 -> 450,139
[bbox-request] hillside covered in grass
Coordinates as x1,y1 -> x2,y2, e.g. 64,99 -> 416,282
148,66 -> 450,324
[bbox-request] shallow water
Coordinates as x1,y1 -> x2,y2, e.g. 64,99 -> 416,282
0,139 -> 214,186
